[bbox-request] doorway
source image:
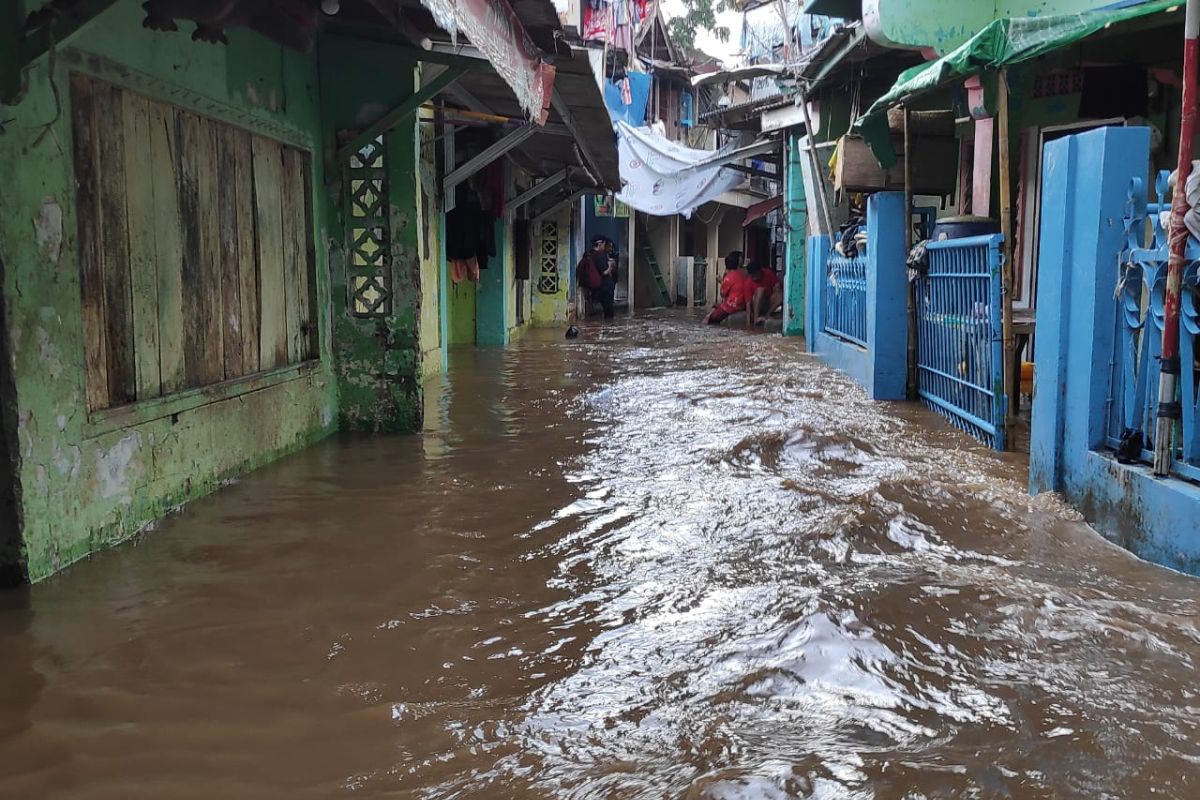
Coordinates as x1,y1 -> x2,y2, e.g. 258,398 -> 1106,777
1018,118 -> 1125,313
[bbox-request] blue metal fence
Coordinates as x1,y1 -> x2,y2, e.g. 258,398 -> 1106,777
1109,172 -> 1200,484
823,253 -> 868,347
914,234 -> 1006,449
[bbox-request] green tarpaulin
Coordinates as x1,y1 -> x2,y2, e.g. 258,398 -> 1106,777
854,0 -> 1182,162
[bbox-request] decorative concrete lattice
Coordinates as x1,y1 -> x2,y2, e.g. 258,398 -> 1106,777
537,221 -> 559,295
348,137 -> 391,317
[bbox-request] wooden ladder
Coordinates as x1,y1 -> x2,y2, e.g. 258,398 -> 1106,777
642,244 -> 672,308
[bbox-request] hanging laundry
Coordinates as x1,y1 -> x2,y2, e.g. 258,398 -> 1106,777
582,0 -> 649,45
451,256 -> 481,284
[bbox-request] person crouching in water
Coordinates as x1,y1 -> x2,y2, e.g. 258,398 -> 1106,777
704,251 -> 747,325
745,261 -> 783,327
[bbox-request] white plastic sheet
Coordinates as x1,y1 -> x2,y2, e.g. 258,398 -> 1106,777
614,121 -> 744,218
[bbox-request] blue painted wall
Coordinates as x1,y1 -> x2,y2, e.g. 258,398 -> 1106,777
806,192 -> 909,400
584,196 -> 627,254
476,218 -> 509,346
1030,125 -> 1200,575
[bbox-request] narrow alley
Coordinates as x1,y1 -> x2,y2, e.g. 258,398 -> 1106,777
2,314 -> 1197,799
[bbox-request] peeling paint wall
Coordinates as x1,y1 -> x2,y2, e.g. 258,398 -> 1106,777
0,252 -> 24,586
0,0 -> 338,582
318,35 -> 426,434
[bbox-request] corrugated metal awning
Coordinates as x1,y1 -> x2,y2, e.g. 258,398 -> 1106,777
692,64 -> 785,88
743,195 -> 783,227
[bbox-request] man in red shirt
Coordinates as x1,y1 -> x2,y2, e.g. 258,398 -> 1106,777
704,251 -> 747,325
745,261 -> 783,327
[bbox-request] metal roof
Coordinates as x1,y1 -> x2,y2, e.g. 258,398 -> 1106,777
419,42 -> 620,190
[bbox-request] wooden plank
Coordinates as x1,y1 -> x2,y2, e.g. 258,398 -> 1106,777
232,128 -> 260,374
122,90 -> 162,401
70,74 -> 110,411
174,110 -> 206,388
149,100 -> 186,395
834,134 -> 958,196
95,81 -> 136,406
299,152 -> 318,360
216,125 -> 245,379
251,135 -> 287,370
280,147 -> 303,364
998,70 -> 1016,450
195,116 -> 224,385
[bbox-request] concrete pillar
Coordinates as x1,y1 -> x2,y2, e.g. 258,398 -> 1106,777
1030,126 -> 1149,494
783,130 -> 808,337
966,75 -> 993,216
865,191 -> 908,400
668,216 -> 680,303
705,208 -> 725,306
803,192 -> 907,400
805,234 -> 830,343
627,211 -> 637,313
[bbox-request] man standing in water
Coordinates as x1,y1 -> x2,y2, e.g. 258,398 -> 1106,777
705,251 -> 747,325
596,237 -> 617,320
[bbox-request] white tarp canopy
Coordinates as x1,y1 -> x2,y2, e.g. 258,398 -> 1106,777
614,121 -> 748,218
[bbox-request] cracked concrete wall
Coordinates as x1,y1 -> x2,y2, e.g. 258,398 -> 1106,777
318,35 -> 426,433
0,0 -> 338,582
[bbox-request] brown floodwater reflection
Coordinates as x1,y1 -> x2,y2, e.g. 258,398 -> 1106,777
1,312 -> 1198,799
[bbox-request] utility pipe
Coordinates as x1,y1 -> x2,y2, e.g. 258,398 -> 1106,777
998,69 -> 1016,450
904,105 -> 918,402
1154,0 -> 1200,476
796,89 -> 836,239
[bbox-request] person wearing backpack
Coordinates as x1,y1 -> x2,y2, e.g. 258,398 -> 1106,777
576,237 -> 608,319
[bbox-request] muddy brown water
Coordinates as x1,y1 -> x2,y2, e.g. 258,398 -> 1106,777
1,313 -> 1198,799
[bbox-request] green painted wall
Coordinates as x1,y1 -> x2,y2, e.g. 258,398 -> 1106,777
783,132 -> 808,337
0,0 -> 338,582
448,280 -> 478,345
864,0 -> 1128,55
0,251 -> 22,586
318,35 -> 425,434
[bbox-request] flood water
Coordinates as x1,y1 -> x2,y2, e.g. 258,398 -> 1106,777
1,312 -> 1198,799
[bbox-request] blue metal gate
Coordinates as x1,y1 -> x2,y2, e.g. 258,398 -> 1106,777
824,253 -> 868,347
914,234 -> 1006,449
1108,171 -> 1200,483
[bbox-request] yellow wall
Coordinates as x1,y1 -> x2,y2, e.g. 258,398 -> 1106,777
531,208 -> 571,325
417,105 -> 442,376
